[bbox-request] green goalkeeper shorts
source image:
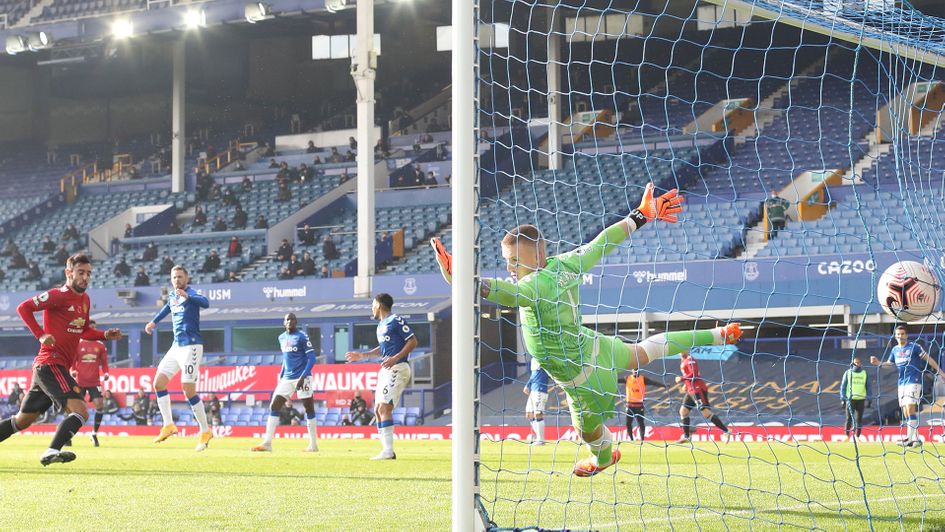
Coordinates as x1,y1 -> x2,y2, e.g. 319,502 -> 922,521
560,333 -> 632,434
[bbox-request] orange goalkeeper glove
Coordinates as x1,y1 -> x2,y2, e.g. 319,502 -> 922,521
634,182 -> 684,223
430,238 -> 453,285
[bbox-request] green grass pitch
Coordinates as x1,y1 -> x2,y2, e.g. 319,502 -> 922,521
1,435 -> 944,530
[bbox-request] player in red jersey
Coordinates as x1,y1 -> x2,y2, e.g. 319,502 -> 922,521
674,351 -> 732,444
72,319 -> 110,447
0,254 -> 121,466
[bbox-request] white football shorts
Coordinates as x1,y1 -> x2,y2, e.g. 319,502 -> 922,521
526,391 -> 549,414
898,383 -> 922,407
156,344 -> 204,384
376,362 -> 411,406
273,376 -> 314,400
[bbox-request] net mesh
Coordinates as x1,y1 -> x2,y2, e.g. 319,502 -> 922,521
472,0 -> 945,529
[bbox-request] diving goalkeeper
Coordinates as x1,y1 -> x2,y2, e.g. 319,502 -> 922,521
431,183 -> 741,477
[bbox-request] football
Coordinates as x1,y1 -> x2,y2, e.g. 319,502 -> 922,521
877,260 -> 942,321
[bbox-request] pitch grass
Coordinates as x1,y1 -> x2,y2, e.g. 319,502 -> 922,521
2,436 -> 945,530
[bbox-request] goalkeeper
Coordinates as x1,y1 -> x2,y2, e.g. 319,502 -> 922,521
432,183 -> 742,477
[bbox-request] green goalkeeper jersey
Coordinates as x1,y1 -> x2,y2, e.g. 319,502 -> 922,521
485,223 -> 629,384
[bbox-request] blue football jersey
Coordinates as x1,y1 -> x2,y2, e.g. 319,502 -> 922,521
888,342 -> 927,386
279,330 -> 316,380
376,314 -> 414,359
151,287 -> 210,346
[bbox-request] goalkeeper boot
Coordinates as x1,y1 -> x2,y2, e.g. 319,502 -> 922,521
251,443 -> 273,452
430,238 -> 453,284
674,435 -> 691,444
195,430 -> 213,452
303,444 -> 319,452
721,322 -> 743,345
153,423 -> 178,443
573,448 -> 621,478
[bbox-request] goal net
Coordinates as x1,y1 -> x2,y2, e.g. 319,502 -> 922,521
467,0 -> 945,528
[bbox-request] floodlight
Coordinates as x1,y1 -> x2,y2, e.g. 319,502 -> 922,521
5,35 -> 26,55
112,19 -> 134,39
183,9 -> 206,29
245,2 -> 274,23
27,31 -> 52,51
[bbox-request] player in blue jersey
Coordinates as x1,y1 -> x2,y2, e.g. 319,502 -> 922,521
345,293 -> 418,460
871,325 -> 945,447
252,313 -> 319,452
524,358 -> 553,445
145,265 -> 214,451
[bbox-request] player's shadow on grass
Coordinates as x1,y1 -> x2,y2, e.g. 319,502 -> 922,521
0,467 -> 448,484
713,506 -> 945,528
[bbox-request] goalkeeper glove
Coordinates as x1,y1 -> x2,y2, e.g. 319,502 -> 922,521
633,182 -> 684,224
431,237 -> 453,285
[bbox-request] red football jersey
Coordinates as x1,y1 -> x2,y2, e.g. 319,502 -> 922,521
16,284 -> 106,369
680,356 -> 708,396
73,339 -> 109,387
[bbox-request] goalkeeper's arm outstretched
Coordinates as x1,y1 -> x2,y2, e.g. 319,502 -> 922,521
431,183 -> 741,477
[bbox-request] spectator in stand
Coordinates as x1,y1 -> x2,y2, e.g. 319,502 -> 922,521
0,268 -> 5,283
167,221 -> 183,235
222,188 -> 240,207
226,271 -> 241,282
299,163 -> 314,183
322,234 -> 339,261
124,224 -> 135,238
52,245 -> 69,265
424,171 -> 438,188
212,216 -> 228,232
306,140 -> 317,154
206,394 -> 223,426
254,215 -> 269,229
128,166 -> 141,180
345,150 -> 356,162
193,205 -> 207,226
279,400 -> 304,426
241,175 -> 253,192
321,265 -> 330,278
227,236 -> 243,258
277,266 -> 294,280
287,254 -> 303,276
232,206 -> 248,229
299,224 -> 316,245
131,390 -> 150,426
268,158 -> 279,169
0,238 -> 16,256
7,383 -> 24,406
263,142 -> 275,157
113,257 -> 131,277
411,164 -> 425,187
102,390 -> 120,416
134,266 -> 150,287
42,235 -> 56,253
765,192 -> 791,239
349,136 -> 358,150
276,239 -> 293,262
329,147 -> 342,163
24,261 -> 42,281
352,403 -> 372,426
8,249 -> 27,269
312,155 -> 322,165
393,173 -> 407,188
277,182 -> 292,202
61,223 -> 80,241
299,251 -> 316,276
159,255 -> 175,275
412,137 -> 421,152
201,250 -> 221,273
209,183 -> 222,202
141,242 -> 158,262
350,390 -> 367,415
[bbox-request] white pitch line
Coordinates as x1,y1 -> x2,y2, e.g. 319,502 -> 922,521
588,492 -> 945,529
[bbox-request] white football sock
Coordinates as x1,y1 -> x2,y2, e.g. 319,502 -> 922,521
157,394 -> 172,426
263,415 -> 279,445
306,417 -> 318,446
190,399 -> 209,433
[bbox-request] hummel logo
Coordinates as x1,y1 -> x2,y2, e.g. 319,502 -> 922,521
68,306 -> 75,312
